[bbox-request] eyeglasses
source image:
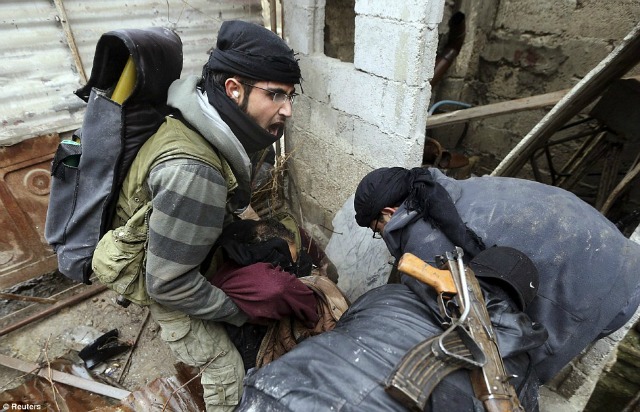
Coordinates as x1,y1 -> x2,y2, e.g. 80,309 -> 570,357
371,215 -> 384,239
239,82 -> 298,105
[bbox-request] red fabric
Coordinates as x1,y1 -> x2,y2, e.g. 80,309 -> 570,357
211,261 -> 319,327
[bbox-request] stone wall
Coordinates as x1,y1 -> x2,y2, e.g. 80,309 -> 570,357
282,0 -> 443,245
431,0 -> 640,176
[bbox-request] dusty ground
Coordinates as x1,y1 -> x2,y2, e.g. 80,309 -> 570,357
0,276 -> 176,400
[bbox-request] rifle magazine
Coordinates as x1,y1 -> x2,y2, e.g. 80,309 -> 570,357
385,332 -> 473,411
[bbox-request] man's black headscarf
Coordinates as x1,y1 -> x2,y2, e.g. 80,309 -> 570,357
354,167 -> 486,258
201,20 -> 302,154
207,20 -> 301,85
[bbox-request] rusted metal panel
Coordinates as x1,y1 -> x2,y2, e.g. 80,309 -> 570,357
0,134 -> 60,290
0,0 -> 263,146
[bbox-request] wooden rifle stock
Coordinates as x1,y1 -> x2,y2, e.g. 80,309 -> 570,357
397,253 -> 457,295
387,251 -> 524,412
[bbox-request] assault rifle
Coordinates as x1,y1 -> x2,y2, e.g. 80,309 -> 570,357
385,247 -> 524,412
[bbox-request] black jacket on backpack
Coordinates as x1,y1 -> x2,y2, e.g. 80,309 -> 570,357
45,28 -> 182,284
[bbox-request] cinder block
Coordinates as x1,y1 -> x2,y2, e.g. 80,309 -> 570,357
575,339 -> 617,375
555,364 -> 589,399
495,2 -> 571,35
307,100 -> 340,141
355,0 -> 444,24
290,138 -> 330,181
325,70 -> 429,141
298,55 -> 342,103
326,68 -> 387,121
495,1 -> 637,41
480,34 -> 566,77
291,94 -> 312,130
354,15 -> 439,84
285,3 -> 323,54
380,80 -> 431,137
350,119 -> 414,166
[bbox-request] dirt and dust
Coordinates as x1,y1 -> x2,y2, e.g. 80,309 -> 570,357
0,273 -> 176,403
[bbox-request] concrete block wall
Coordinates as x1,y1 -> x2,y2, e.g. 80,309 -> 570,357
283,0 -> 445,245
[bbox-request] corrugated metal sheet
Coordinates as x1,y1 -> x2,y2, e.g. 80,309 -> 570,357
0,0 -> 263,145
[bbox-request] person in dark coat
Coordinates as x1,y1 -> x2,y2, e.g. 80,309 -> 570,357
236,245 -> 547,411
352,166 -> 640,383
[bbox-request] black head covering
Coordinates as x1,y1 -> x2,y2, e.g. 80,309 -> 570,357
469,246 -> 539,311
354,167 -> 411,227
218,219 -> 295,272
354,167 -> 486,258
206,20 -> 301,84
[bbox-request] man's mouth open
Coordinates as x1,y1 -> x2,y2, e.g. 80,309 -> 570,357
267,122 -> 283,137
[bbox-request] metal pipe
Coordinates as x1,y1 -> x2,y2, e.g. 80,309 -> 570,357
0,284 -> 107,337
431,12 -> 466,87
428,100 -> 472,116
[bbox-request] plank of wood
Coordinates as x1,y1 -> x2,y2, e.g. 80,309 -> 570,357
0,353 -> 131,400
601,160 -> 640,215
0,284 -> 107,337
426,90 -> 568,129
426,74 -> 640,130
492,22 -> 640,177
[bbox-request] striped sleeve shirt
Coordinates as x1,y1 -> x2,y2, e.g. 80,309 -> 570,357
145,158 -> 247,325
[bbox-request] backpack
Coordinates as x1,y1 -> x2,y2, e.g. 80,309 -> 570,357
45,28 -> 183,284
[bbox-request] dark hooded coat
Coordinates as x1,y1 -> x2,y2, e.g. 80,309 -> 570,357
237,280 -> 544,411
379,168 -> 640,383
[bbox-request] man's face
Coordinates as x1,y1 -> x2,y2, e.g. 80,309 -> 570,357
240,80 -> 296,137
369,210 -> 394,239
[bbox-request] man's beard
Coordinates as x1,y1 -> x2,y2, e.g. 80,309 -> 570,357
239,94 -> 250,115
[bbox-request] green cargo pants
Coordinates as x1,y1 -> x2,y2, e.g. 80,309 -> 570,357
149,302 -> 245,411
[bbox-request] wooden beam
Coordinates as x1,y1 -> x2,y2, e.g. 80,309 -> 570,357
0,353 -> 131,400
426,74 -> 640,130
0,293 -> 57,304
0,284 -> 107,337
601,159 -> 640,215
426,90 -> 568,129
492,22 -> 640,177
